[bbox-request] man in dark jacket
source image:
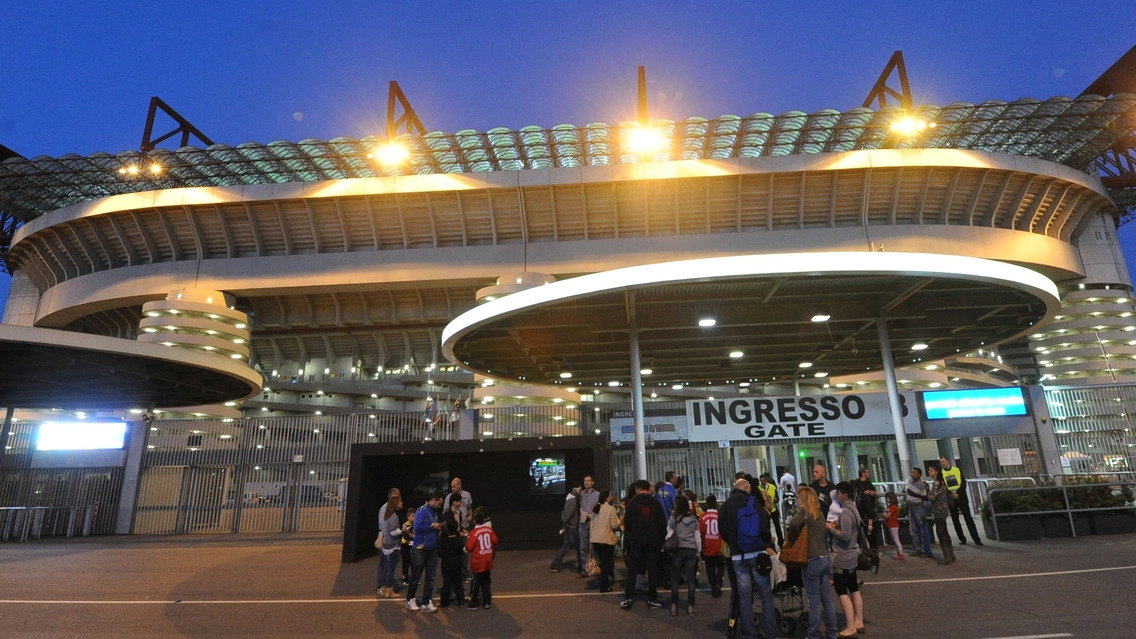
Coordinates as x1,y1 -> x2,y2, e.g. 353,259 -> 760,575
620,479 -> 667,610
719,478 -> 778,639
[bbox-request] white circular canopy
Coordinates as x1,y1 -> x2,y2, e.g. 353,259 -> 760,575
443,252 -> 1060,389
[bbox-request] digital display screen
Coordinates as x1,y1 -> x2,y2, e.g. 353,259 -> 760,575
36,422 -> 128,451
919,388 -> 1029,420
529,456 -> 565,495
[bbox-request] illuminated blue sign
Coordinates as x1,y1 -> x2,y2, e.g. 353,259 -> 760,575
919,388 -> 1028,420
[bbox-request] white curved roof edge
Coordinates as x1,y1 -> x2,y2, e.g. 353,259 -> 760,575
441,251 -> 1061,361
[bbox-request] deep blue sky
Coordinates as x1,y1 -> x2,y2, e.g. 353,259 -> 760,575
2,2 -> 1136,311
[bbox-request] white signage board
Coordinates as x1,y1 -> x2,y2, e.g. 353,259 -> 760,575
997,448 -> 1023,466
685,392 -> 920,443
610,408 -> 689,445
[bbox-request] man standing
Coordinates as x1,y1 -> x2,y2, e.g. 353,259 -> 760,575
905,467 -> 933,557
450,477 -> 473,578
779,467 -> 797,495
939,457 -> 983,545
719,478 -> 778,639
620,480 -> 667,611
808,464 -> 836,518
577,475 -> 600,578
405,491 -> 444,612
853,467 -> 880,548
549,481 -> 581,573
657,471 -> 678,516
757,473 -> 783,547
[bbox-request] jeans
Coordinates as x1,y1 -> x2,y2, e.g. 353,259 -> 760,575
803,555 -> 837,639
377,549 -> 400,590
578,521 -> 592,574
908,503 -> 933,554
670,548 -> 698,606
733,554 -> 778,639
406,548 -> 437,605
551,526 -> 579,569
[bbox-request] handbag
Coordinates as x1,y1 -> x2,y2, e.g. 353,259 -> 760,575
663,527 -> 680,552
855,520 -> 878,573
778,519 -> 808,568
374,533 -> 383,550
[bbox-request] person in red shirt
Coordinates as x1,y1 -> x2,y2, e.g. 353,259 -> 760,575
699,495 -> 725,598
465,506 -> 499,609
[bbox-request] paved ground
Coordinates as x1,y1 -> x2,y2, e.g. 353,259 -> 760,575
1,530 -> 1134,638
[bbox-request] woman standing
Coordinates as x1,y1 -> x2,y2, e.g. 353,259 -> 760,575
376,490 -> 403,598
829,482 -> 865,637
667,494 -> 701,616
786,486 -> 838,639
928,466 -> 956,565
589,489 -> 621,593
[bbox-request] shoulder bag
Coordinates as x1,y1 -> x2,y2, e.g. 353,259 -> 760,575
779,516 -> 808,568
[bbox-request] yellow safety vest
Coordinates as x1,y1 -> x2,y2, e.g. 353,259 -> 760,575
760,482 -> 777,512
941,466 -> 964,493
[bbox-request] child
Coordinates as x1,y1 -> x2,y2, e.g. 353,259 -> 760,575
885,492 -> 904,559
437,519 -> 466,608
465,506 -> 499,609
400,507 -> 416,584
698,495 -> 725,598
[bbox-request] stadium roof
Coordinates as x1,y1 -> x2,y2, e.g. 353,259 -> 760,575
2,95 -> 1135,224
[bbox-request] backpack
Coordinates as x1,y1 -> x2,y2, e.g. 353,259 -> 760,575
736,496 -> 764,554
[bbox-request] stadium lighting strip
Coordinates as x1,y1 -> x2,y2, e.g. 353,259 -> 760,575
442,251 -> 1060,368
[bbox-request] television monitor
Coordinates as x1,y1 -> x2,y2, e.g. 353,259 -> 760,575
919,387 -> 1029,420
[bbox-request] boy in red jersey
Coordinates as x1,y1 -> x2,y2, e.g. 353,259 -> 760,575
699,495 -> 725,598
465,506 -> 499,609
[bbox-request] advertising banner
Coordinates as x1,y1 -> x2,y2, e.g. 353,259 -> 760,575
685,392 -> 920,443
610,407 -> 689,445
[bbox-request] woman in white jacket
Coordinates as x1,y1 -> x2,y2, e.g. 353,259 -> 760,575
589,489 -> 621,593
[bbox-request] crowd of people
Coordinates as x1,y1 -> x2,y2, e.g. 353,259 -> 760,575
375,460 -> 981,637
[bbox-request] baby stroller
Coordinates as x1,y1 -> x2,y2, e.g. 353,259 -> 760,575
770,556 -> 807,636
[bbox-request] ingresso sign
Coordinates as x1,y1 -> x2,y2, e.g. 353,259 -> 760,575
685,393 -> 921,442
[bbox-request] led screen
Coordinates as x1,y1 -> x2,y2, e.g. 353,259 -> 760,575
529,455 -> 565,495
919,387 -> 1028,420
36,422 -> 128,451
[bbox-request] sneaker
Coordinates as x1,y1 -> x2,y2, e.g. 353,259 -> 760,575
483,602 -> 491,609
466,602 -> 477,610
647,600 -> 663,610
893,554 -> 905,560
620,599 -> 633,610
405,599 -> 419,612
420,601 -> 438,613
549,565 -> 561,573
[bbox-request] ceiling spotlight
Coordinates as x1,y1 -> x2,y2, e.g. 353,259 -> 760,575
810,313 -> 831,323
640,368 -> 653,376
559,371 -> 573,379
607,380 -> 620,387
799,361 -> 813,368
911,342 -> 929,351
698,318 -> 717,327
729,350 -> 744,359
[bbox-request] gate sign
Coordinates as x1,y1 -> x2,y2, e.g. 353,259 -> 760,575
685,392 -> 920,443
610,408 -> 689,445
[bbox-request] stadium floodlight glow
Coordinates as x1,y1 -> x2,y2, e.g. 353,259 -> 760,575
368,141 -> 410,166
625,124 -> 665,155
890,116 -> 936,136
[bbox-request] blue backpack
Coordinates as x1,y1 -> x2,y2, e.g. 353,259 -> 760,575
736,496 -> 764,554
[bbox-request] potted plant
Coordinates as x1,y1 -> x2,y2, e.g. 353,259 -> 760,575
1066,480 -> 1136,535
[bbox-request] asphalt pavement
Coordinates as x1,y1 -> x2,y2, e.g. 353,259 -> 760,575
0,530 -> 1133,638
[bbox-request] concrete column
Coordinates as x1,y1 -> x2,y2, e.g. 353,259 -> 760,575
825,442 -> 838,482
884,439 -> 900,483
628,295 -> 647,481
877,315 -> 913,476
115,418 -> 149,534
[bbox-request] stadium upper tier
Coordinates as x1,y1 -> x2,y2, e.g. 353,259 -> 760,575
2,95 -> 1135,223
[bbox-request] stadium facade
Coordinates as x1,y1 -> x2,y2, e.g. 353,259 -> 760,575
2,58 -> 1136,537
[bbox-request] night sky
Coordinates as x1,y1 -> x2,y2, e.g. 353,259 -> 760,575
2,1 -> 1135,310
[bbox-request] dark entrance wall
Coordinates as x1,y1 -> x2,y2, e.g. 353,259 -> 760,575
342,435 -> 608,562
